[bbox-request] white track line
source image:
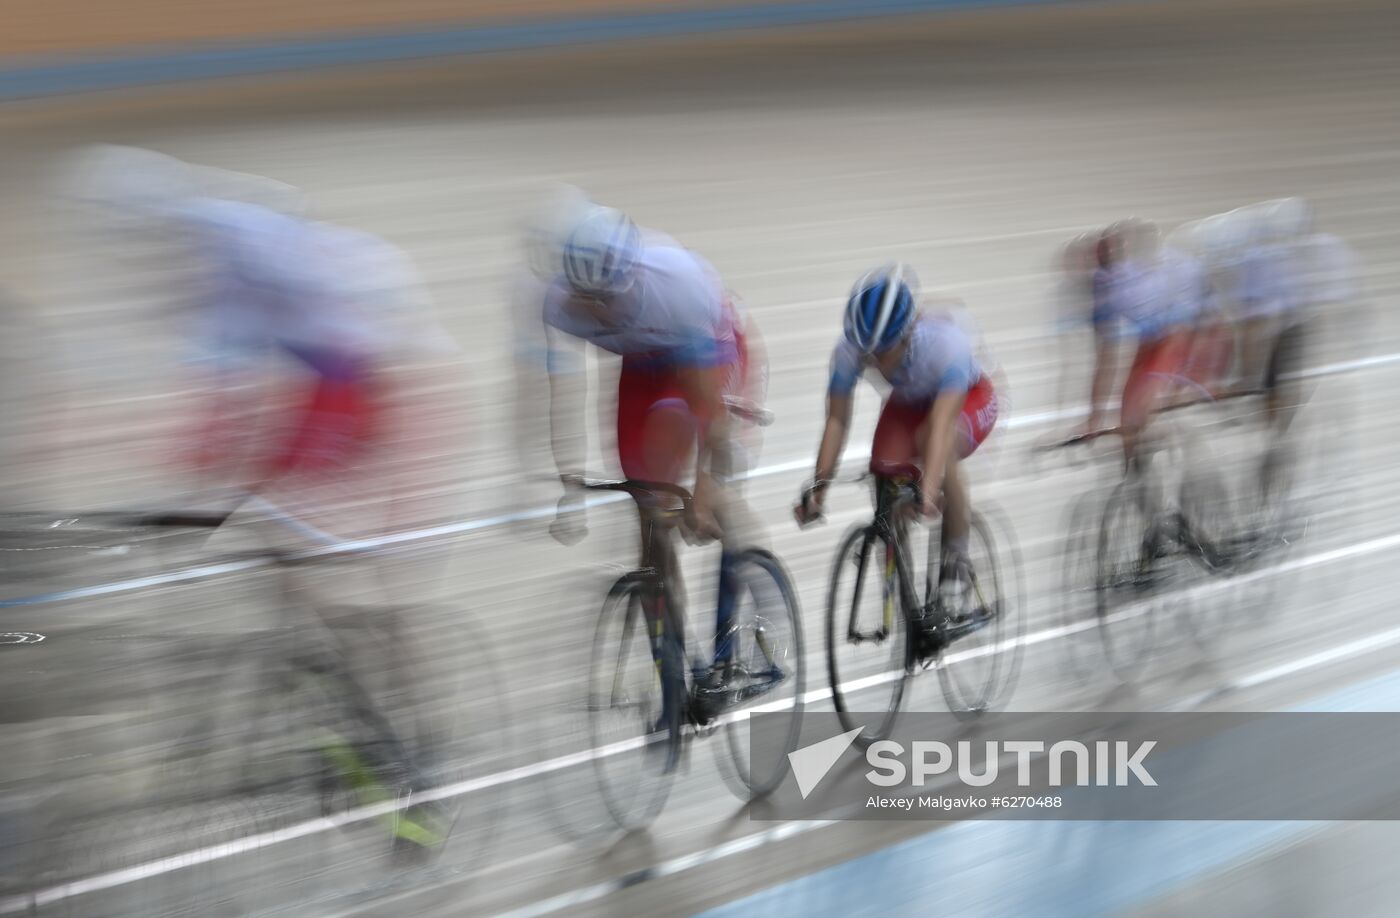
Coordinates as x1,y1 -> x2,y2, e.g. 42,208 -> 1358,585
5,523 -> 1399,915
488,542 -> 1400,918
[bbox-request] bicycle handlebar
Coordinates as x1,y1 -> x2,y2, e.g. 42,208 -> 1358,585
580,478 -> 694,508
723,395 -> 775,427
1037,427 -> 1124,452
133,511 -> 234,529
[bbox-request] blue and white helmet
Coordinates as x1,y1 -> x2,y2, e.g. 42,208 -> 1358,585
562,205 -> 641,296
844,263 -> 919,354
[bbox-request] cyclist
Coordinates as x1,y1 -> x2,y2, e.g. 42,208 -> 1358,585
65,144 -> 456,855
793,263 -> 999,616
66,145 -> 454,492
540,201 -> 766,723
1229,198 -> 1358,488
1232,199 -> 1355,422
1077,218 -> 1211,466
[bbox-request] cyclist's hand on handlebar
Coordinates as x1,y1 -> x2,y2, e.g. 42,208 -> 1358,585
794,481 -> 827,528
685,495 -> 724,545
550,477 -> 588,546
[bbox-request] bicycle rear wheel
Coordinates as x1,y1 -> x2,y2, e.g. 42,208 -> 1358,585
935,506 -> 1025,714
826,524 -> 914,744
717,548 -> 806,801
587,573 -> 676,831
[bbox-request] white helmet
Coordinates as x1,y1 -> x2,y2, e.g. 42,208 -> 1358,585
562,205 -> 641,296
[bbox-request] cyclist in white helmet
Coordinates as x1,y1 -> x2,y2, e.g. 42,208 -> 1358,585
794,264 -> 1000,606
539,199 -> 767,713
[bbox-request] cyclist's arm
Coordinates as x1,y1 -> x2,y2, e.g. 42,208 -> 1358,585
1087,328 -> 1117,430
740,310 -> 770,406
545,324 -> 587,486
814,391 -> 853,490
919,389 -> 966,511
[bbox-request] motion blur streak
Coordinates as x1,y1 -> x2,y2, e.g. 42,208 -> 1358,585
2,0 -> 1398,915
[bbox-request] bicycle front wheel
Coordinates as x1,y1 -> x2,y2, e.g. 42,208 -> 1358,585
826,524 -> 914,744
1096,478 -> 1161,681
587,573 -> 676,831
935,506 -> 1025,714
718,548 -> 806,801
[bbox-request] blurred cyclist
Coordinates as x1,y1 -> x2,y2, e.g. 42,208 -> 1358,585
1223,198 -> 1359,489
1229,198 -> 1356,427
65,145 -> 453,495
793,264 -> 999,614
1078,218 -> 1211,466
64,144 -> 457,853
539,200 -> 767,719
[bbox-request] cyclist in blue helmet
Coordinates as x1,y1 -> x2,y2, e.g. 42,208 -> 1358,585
795,264 -> 1000,598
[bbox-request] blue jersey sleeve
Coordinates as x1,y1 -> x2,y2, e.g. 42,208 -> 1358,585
936,360 -> 974,395
827,339 -> 862,397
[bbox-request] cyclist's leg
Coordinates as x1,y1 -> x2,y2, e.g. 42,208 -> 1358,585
1183,319 -> 1237,399
1120,332 -> 1188,470
269,361 -> 380,480
1120,334 -> 1190,554
617,357 -> 697,486
869,398 -> 924,476
1237,314 -> 1280,399
1265,318 -> 1309,434
617,359 -> 695,726
944,376 -> 1000,572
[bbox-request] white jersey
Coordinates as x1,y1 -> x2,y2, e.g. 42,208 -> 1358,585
828,311 -> 981,405
178,198 -> 449,376
542,239 -> 739,373
1092,248 -> 1209,341
1237,233 -> 1358,322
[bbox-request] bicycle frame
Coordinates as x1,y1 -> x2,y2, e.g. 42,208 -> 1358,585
841,475 -> 923,647
584,481 -> 694,729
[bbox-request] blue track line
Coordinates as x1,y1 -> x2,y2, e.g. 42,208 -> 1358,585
0,0 -> 1072,101
698,670 -> 1400,918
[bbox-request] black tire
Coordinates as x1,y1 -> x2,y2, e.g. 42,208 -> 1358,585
1175,465 -> 1241,647
717,548 -> 806,801
1095,477 -> 1162,681
826,524 -> 914,744
1059,488 -> 1110,682
935,506 -> 1025,714
587,573 -> 676,831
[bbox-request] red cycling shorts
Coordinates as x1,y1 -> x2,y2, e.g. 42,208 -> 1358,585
1121,331 -> 1190,432
868,374 -> 998,474
269,372 -> 380,476
616,312 -> 750,484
